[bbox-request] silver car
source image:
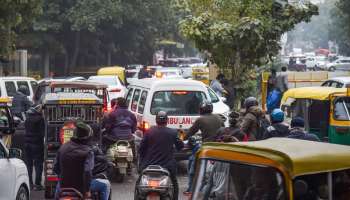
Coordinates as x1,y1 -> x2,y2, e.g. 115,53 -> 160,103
326,58 -> 350,71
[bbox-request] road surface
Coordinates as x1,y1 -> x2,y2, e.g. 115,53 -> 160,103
30,161 -> 190,200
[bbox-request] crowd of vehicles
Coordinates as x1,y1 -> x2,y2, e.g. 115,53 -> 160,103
3,57 -> 350,199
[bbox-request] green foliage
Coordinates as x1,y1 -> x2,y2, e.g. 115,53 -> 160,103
178,0 -> 318,104
0,0 -> 42,57
330,0 -> 350,56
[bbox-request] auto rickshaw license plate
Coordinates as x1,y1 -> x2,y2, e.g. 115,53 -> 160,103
63,129 -> 74,143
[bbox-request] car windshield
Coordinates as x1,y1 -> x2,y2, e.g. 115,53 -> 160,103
88,77 -> 119,86
192,159 -> 287,200
334,97 -> 350,120
150,91 -> 207,115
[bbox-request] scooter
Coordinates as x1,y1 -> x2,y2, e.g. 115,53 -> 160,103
107,140 -> 133,182
134,165 -> 174,200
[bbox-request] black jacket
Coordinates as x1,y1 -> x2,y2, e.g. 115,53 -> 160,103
11,91 -> 32,116
24,108 -> 45,146
288,128 -> 320,141
54,139 -> 94,195
139,126 -> 184,174
263,122 -> 290,139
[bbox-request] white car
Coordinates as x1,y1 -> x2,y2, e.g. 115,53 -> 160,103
154,68 -> 183,79
315,56 -> 329,70
325,58 -> 350,71
0,77 -> 38,101
321,77 -> 350,88
88,75 -> 126,100
0,140 -> 30,200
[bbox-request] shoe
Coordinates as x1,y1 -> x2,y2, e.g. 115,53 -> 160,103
33,185 -> 44,191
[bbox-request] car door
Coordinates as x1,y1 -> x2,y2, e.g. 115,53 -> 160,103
338,60 -> 347,70
0,141 -> 16,200
344,60 -> 350,71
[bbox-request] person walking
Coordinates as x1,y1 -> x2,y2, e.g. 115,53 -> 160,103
24,105 -> 45,190
287,117 -> 320,141
11,85 -> 33,120
276,66 -> 289,94
210,74 -> 225,97
138,111 -> 184,200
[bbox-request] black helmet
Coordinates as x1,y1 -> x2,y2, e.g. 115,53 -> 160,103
199,101 -> 213,115
156,111 -> 168,125
244,97 -> 258,109
73,121 -> 93,141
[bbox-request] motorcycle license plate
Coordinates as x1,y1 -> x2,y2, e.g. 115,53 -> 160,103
146,194 -> 160,200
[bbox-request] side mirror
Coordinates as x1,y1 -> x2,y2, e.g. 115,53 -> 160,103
13,116 -> 21,127
220,97 -> 227,103
293,180 -> 308,198
9,148 -> 22,159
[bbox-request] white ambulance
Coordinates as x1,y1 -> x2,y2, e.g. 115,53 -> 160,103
126,79 -> 230,159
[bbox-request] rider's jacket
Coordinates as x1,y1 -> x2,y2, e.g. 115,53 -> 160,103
55,138 -> 94,195
107,107 -> 137,140
139,126 -> 184,174
186,114 -> 223,142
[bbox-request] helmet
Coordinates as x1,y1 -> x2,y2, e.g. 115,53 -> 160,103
73,121 -> 93,140
244,97 -> 258,109
156,111 -> 168,125
199,101 -> 213,115
270,108 -> 284,123
18,85 -> 28,94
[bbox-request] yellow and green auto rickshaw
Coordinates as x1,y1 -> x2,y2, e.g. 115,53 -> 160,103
97,66 -> 126,84
281,86 -> 350,145
191,138 -> 350,200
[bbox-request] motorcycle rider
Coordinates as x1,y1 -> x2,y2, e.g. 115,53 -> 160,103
288,117 -> 320,141
240,97 -> 266,141
263,108 -> 290,139
54,121 -> 94,198
24,104 -> 45,190
185,101 -> 224,142
11,85 -> 33,120
138,111 -> 184,200
54,121 -> 110,200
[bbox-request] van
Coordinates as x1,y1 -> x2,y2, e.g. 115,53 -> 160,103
126,79 -> 230,159
0,77 -> 38,101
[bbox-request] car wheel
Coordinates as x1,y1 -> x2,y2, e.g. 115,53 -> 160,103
329,67 -> 336,72
16,186 -> 28,200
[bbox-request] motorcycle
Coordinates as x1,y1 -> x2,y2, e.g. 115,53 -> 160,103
58,174 -> 112,200
107,140 -> 133,182
134,165 -> 174,200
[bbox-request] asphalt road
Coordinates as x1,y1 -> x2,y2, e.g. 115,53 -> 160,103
30,161 -> 190,200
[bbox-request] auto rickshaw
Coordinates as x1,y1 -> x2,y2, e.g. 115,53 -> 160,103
192,66 -> 209,85
97,66 -> 126,84
0,97 -> 16,148
34,80 -> 110,112
42,92 -> 103,198
281,86 -> 350,145
191,138 -> 350,200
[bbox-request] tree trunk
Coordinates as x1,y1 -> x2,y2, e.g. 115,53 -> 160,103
43,52 -> 50,78
232,51 -> 241,109
67,31 -> 81,75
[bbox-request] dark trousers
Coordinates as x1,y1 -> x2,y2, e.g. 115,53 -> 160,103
25,145 -> 44,186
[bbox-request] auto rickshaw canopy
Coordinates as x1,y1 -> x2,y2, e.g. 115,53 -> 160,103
46,81 -> 108,90
281,86 -> 347,104
198,138 -> 350,178
42,93 -> 102,105
97,66 -> 126,83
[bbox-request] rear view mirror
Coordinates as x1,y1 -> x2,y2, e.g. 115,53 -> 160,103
220,97 -> 227,103
9,148 -> 22,159
293,180 -> 308,198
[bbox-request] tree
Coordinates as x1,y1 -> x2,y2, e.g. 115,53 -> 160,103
330,0 -> 350,56
178,0 -> 318,106
0,0 -> 42,58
